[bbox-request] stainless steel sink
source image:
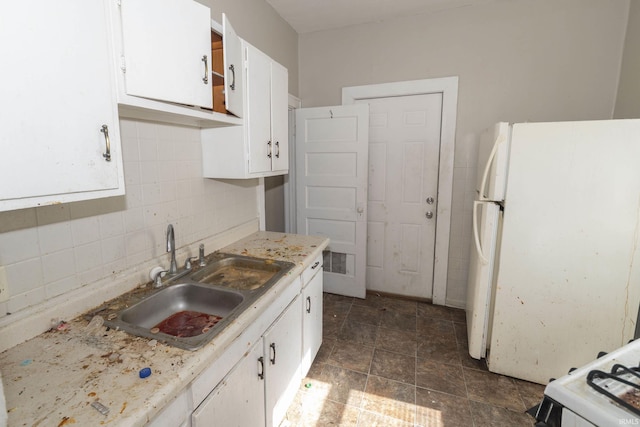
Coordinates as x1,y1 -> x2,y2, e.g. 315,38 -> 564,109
110,282 -> 244,350
86,253 -> 295,350
188,254 -> 292,291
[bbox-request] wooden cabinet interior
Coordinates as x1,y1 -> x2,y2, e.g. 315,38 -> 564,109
211,31 -> 226,114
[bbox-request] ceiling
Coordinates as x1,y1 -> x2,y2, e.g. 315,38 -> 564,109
265,0 -> 499,34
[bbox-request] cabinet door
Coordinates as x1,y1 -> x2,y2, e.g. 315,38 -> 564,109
270,61 -> 289,172
246,44 -> 273,174
222,13 -> 243,117
302,270 -> 323,377
120,0 -> 212,108
264,296 -> 302,427
192,341 -> 266,427
0,0 -> 123,211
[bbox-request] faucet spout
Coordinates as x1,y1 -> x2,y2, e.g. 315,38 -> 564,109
166,224 -> 178,274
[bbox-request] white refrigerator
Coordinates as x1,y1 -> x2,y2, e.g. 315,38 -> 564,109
466,119 -> 640,385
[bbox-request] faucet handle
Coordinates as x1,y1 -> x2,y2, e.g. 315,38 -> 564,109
153,269 -> 168,288
184,256 -> 198,270
199,244 -> 206,267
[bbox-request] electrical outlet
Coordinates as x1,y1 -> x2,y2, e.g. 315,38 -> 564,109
0,267 -> 8,303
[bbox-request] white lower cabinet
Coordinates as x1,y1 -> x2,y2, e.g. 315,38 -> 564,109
172,256 -> 326,427
264,295 -> 302,427
301,256 -> 323,377
192,341 -> 265,427
191,295 -> 302,427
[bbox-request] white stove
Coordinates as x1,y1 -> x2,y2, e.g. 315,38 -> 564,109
536,339 -> 640,426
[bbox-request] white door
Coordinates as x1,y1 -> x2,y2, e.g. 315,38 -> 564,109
120,0 -> 212,108
357,94 -> 442,299
296,105 -> 369,298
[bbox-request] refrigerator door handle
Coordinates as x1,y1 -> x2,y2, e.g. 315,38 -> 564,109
473,201 -> 490,264
479,133 -> 507,201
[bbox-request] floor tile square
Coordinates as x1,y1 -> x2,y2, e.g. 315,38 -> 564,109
469,400 -> 534,426
337,320 -> 378,346
376,326 -> 417,357
464,367 -> 525,411
416,358 -> 466,397
328,341 -> 374,374
380,310 -> 416,332
370,349 -> 416,384
362,375 -> 416,423
416,387 -> 474,426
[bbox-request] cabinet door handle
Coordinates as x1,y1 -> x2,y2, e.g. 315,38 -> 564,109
306,296 -> 311,314
202,55 -> 208,84
267,141 -> 272,159
311,261 -> 320,270
100,125 -> 111,162
229,64 -> 235,90
269,343 -> 276,365
258,356 -> 264,380
275,141 -> 280,158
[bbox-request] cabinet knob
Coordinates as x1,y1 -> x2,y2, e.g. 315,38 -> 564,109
100,125 -> 111,162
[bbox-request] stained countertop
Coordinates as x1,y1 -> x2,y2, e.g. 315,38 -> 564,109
0,232 -> 328,427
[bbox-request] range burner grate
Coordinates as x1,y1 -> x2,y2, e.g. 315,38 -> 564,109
587,364 -> 640,416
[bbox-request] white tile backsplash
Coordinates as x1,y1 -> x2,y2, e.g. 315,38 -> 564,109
0,118 -> 259,328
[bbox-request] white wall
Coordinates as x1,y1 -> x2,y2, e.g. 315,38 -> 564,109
615,0 -> 640,119
298,0 -> 629,306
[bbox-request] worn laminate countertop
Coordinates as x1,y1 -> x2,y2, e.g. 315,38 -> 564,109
0,232 -> 328,427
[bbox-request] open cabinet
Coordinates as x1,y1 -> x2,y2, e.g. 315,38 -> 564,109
201,41 -> 289,178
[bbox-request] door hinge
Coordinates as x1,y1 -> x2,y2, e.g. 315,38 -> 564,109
120,56 -> 126,73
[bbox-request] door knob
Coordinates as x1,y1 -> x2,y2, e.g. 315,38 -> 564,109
425,211 -> 434,219
426,197 -> 434,204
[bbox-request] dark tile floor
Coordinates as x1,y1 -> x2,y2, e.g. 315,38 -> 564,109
281,293 -> 545,427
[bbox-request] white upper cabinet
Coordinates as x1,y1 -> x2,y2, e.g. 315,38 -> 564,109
109,0 -> 242,127
201,42 -> 289,178
120,0 -> 212,108
0,0 -> 124,212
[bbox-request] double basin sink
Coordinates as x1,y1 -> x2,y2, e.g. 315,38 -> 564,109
87,253 -> 295,350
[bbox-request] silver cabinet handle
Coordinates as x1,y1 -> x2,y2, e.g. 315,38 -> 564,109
202,55 -> 208,84
267,141 -> 272,159
311,261 -> 320,270
258,356 -> 264,380
229,64 -> 235,90
269,343 -> 276,365
275,141 -> 280,158
306,296 -> 311,314
100,125 -> 111,162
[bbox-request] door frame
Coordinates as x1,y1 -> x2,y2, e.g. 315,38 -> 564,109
283,94 -> 301,234
341,77 -> 458,306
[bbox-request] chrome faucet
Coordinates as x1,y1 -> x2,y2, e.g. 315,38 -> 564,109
166,224 -> 178,274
